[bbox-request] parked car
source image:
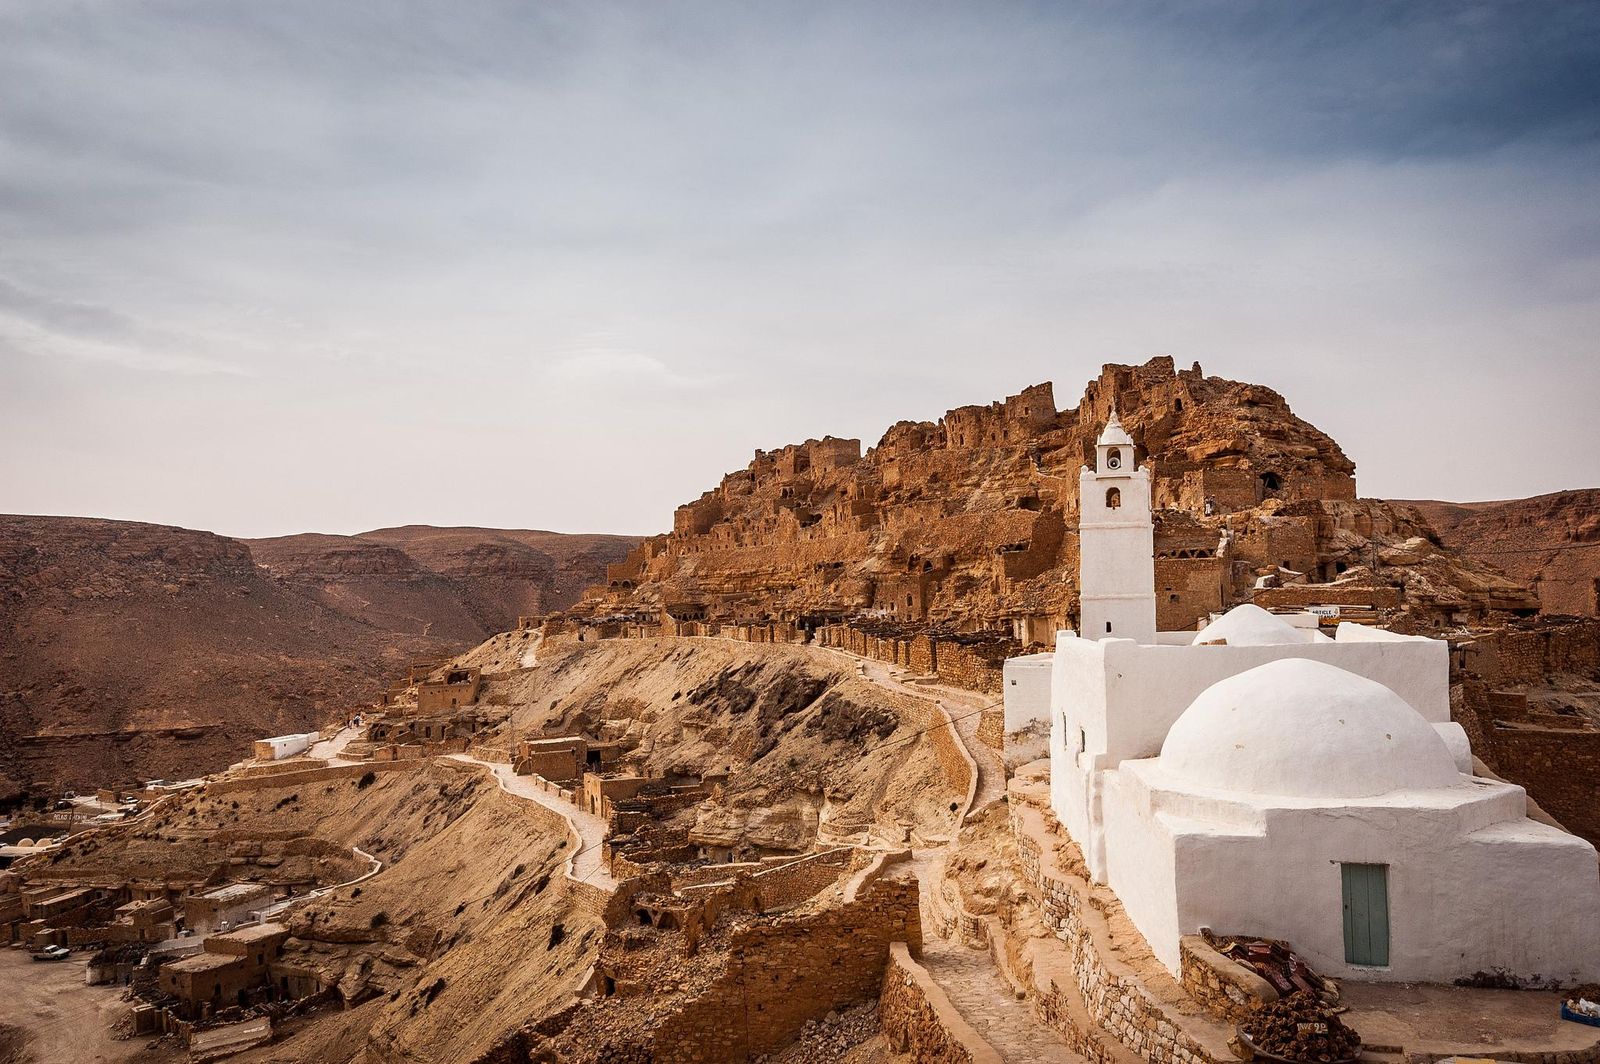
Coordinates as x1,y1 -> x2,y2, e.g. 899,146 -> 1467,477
31,945 -> 71,962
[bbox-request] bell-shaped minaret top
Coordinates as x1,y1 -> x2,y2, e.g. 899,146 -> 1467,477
1098,406 -> 1135,449
1095,407 -> 1136,475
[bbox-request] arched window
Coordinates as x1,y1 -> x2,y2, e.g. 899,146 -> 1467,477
1105,487 -> 1122,509
1105,448 -> 1122,470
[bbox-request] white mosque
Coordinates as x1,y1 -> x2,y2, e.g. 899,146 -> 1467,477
1015,412 -> 1600,984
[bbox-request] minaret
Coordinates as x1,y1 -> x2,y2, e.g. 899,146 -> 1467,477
1078,408 -> 1156,643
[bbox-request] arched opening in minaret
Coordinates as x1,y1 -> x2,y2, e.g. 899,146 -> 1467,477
1105,487 -> 1122,510
1106,448 -> 1123,470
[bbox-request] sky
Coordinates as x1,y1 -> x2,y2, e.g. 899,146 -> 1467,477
1,1 -> 1597,539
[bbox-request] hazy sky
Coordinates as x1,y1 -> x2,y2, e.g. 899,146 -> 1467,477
2,1 -> 1597,539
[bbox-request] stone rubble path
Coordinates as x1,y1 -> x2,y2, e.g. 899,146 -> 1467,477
446,754 -> 615,888
920,938 -> 1086,1063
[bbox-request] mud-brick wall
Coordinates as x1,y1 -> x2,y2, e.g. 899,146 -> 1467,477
1481,727 -> 1600,844
647,879 -> 922,1064
933,643 -> 1006,694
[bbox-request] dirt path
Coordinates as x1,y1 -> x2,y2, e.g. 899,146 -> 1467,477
920,939 -> 1084,1063
446,755 -> 615,888
0,949 -> 161,1064
849,656 -> 1007,815
308,723 -> 362,764
832,649 -> 1084,1061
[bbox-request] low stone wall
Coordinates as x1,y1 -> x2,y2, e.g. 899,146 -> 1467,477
926,698 -> 979,826
975,708 -> 1005,752
879,941 -> 1004,1064
748,847 -> 852,910
205,760 -> 420,796
1178,936 -> 1276,1026
1008,796 -> 1234,1064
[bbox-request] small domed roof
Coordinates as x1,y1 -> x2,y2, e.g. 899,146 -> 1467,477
1098,408 -> 1134,448
1191,604 -> 1312,647
1158,659 -> 1460,799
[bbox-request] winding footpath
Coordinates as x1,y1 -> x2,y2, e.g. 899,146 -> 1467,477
445,754 -> 615,889
835,647 -> 1085,1063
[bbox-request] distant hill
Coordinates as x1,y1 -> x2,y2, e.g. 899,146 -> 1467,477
0,517 -> 638,799
1402,490 -> 1600,617
247,526 -> 640,643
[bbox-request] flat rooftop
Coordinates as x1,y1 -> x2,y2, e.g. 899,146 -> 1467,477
211,921 -> 286,944
167,952 -> 242,973
197,882 -> 272,902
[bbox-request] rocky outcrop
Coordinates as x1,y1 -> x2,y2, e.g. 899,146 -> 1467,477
575,357 -> 1536,639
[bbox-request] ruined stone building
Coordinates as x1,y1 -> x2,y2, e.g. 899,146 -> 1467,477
573,357 -> 1534,645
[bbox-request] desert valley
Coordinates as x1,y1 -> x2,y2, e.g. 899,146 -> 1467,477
2,359 -> 1599,1064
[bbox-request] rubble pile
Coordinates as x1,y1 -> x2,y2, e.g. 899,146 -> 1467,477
1240,992 -> 1361,1062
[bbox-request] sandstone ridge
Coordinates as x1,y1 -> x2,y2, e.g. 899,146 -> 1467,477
576,356 -> 1536,642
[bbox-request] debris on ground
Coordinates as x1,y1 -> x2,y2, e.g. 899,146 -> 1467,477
1239,991 -> 1362,1062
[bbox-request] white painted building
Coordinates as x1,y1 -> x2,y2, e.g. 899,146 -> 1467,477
252,732 -> 319,761
1078,410 -> 1155,645
1001,653 -> 1053,733
1035,415 -> 1600,985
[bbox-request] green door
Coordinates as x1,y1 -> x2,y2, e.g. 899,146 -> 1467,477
1341,863 -> 1390,966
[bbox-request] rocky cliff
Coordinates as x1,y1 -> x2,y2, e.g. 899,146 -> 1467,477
0,518 -> 637,798
576,356 -> 1535,640
1406,491 -> 1600,617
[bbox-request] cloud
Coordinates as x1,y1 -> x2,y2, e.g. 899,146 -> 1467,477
0,277 -> 252,376
0,1 -> 1595,536
545,346 -> 711,391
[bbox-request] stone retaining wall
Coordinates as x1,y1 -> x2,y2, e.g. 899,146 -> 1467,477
1177,936 -> 1275,1026
879,941 -> 1004,1064
1009,800 -> 1231,1064
204,760 -> 420,796
976,708 -> 1005,752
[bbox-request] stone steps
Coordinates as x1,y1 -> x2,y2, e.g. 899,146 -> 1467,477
920,939 -> 1088,1063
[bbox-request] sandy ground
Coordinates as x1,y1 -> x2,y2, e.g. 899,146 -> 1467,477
0,950 -> 158,1064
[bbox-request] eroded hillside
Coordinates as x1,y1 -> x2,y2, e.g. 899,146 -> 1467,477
1407,491 -> 1600,617
0,518 -> 636,801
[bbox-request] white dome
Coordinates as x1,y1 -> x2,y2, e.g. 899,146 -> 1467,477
1191,604 -> 1312,647
1158,659 -> 1461,799
1098,409 -> 1134,448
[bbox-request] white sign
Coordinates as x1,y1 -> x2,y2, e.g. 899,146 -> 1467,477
1307,605 -> 1341,618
